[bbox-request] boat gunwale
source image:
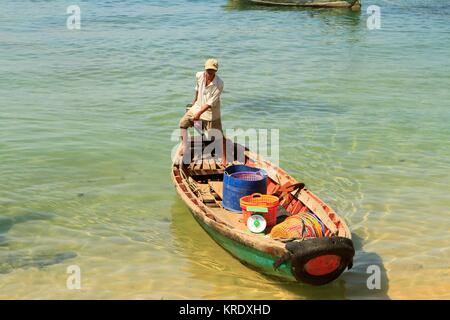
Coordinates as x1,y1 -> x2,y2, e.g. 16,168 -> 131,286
247,0 -> 361,8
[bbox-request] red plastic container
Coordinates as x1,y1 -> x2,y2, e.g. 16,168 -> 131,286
240,193 -> 279,228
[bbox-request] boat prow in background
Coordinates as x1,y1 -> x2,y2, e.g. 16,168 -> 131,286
171,138 -> 354,285
247,0 -> 361,9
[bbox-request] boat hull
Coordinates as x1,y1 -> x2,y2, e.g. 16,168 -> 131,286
248,0 -> 361,8
171,140 -> 354,285
189,206 -> 296,280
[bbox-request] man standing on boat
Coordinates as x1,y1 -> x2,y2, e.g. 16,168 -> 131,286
178,58 -> 226,165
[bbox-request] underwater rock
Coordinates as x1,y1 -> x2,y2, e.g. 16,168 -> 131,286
0,251 -> 77,274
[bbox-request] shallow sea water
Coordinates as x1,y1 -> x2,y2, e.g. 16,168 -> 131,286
0,0 -> 449,299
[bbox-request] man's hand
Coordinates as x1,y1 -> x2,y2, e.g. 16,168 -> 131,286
193,111 -> 202,121
193,104 -> 209,121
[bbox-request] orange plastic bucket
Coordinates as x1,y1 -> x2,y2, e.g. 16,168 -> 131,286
240,193 -> 279,227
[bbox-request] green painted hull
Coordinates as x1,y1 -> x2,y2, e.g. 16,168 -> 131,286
189,208 -> 296,281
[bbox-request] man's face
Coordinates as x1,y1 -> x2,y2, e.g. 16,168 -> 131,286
205,69 -> 216,78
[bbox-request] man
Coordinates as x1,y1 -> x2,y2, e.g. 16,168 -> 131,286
178,58 -> 225,165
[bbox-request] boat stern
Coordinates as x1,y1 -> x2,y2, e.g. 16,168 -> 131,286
286,237 -> 355,285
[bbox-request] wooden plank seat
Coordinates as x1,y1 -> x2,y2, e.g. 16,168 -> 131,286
188,158 -> 225,177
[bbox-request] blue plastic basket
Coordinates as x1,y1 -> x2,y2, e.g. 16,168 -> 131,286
222,165 -> 268,212
230,171 -> 265,181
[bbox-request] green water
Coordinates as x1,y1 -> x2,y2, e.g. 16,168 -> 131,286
1,0 -> 449,299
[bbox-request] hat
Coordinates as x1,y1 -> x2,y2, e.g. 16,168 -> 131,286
204,58 -> 219,71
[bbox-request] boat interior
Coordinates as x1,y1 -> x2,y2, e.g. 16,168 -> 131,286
174,136 -> 349,238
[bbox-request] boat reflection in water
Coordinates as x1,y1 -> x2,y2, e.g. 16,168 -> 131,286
224,0 -> 363,42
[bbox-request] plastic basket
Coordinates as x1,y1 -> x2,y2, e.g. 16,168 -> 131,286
230,171 -> 265,181
223,165 -> 267,212
240,193 -> 279,228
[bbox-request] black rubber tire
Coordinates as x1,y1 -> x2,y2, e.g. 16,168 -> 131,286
286,237 -> 355,286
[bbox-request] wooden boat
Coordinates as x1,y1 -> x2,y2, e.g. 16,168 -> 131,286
247,0 -> 361,9
171,138 -> 354,285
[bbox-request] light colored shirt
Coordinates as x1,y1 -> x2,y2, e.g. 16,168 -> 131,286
191,71 -> 224,121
